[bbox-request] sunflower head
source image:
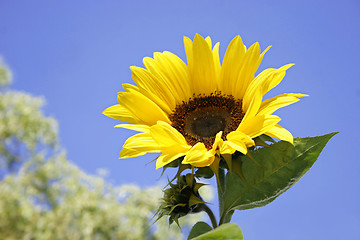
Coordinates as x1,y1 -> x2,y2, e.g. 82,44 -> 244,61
155,174 -> 205,225
103,34 -> 307,169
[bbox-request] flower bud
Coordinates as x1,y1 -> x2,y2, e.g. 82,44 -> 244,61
156,174 -> 206,226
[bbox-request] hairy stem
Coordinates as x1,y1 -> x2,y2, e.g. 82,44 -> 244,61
217,167 -> 226,225
201,204 -> 218,229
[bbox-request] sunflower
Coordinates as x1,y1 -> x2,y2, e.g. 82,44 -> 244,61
103,34 -> 306,169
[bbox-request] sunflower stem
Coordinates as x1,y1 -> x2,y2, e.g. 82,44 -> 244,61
201,204 -> 218,229
217,167 -> 226,226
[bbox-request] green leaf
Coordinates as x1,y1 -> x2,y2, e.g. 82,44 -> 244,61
187,221 -> 212,239
189,223 -> 243,240
222,132 -> 337,215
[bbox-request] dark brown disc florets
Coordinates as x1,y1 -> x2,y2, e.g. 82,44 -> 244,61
169,92 -> 245,149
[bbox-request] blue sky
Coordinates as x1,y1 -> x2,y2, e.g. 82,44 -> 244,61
1,0 -> 359,239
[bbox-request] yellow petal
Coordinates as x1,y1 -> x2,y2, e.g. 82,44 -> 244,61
157,51 -> 192,101
130,66 -> 174,114
258,93 -> 308,116
265,124 -> 293,143
258,45 -> 271,66
232,42 -> 262,99
114,124 -> 150,132
219,141 -> 236,155
261,64 -> 294,95
156,152 -> 187,169
119,148 -> 147,158
190,34 -> 217,95
117,91 -> 170,126
102,104 -> 140,124
220,35 -> 246,96
209,131 -> 223,155
122,83 -> 139,92
184,36 -> 193,71
243,64 -> 294,111
205,36 -> 212,48
227,130 -> 255,147
226,131 -> 255,155
150,121 -> 190,152
182,142 -> 215,167
212,42 -> 221,82
123,81 -> 172,116
225,139 -> 248,155
242,87 -> 263,122
143,52 -> 191,105
237,115 -> 281,139
119,132 -> 160,158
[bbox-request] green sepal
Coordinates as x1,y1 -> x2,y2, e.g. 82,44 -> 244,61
189,194 -> 205,207
193,183 -> 206,192
231,156 -> 248,185
169,203 -> 187,214
222,154 -> 232,172
209,156 -> 221,187
185,173 -> 194,187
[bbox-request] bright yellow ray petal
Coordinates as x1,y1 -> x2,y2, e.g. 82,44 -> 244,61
258,45 -> 271,65
209,131 -> 223,155
225,138 -> 248,155
209,131 -> 237,155
130,66 -> 174,113
182,142 -> 215,167
237,115 -> 281,139
117,91 -> 170,126
242,64 -> 294,112
114,124 -> 150,132
143,53 -> 191,106
212,42 -> 221,82
102,104 -> 140,124
219,141 -> 236,155
265,124 -> 294,143
242,68 -> 275,109
118,148 -> 147,159
157,51 -> 192,101
122,83 -> 139,92
190,34 -> 217,94
123,81 -> 172,115
150,121 -> 190,152
232,42 -> 262,99
156,152 -> 187,169
143,56 -> 181,102
227,130 -> 255,147
220,35 -> 246,95
119,132 -> 160,158
258,93 -> 308,116
260,64 -> 294,95
184,36 -> 193,70
205,36 -> 212,48
226,130 -> 255,154
241,88 -> 263,123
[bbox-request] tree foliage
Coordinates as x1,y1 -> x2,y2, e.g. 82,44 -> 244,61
0,59 -> 203,240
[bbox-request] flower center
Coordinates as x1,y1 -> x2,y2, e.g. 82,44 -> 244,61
185,108 -> 229,138
169,92 -> 244,149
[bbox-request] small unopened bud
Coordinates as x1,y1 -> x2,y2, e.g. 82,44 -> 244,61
155,174 -> 206,226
